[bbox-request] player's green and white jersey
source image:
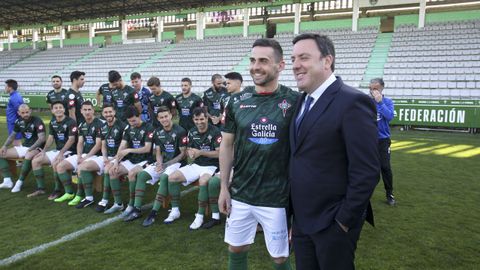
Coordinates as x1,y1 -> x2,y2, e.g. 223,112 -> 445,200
67,88 -> 85,123
13,116 -> 46,148
188,124 -> 222,167
203,87 -> 229,117
101,119 -> 127,157
175,93 -> 203,132
223,85 -> 300,207
149,90 -> 176,128
49,116 -> 78,153
98,83 -> 115,106
46,88 -> 69,116
153,124 -> 187,164
78,118 -> 103,155
122,122 -> 154,164
111,85 -> 138,121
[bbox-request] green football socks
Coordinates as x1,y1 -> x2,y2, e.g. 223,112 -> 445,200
208,176 -> 220,214
133,171 -> 150,208
228,251 -> 248,270
0,158 -> 12,178
58,172 -> 73,194
168,181 -> 181,208
198,184 -> 208,215
18,159 -> 32,181
32,169 -> 45,189
152,174 -> 169,211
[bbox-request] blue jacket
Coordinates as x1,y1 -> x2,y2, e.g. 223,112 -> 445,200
375,96 -> 394,139
7,91 -> 24,126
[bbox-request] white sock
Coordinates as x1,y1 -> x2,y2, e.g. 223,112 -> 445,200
4,177 -> 12,182
16,180 -> 23,183
212,212 -> 220,220
172,207 -> 179,212
99,199 -> 108,205
86,196 -> 94,201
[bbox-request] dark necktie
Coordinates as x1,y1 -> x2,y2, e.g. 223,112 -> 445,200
295,96 -> 314,136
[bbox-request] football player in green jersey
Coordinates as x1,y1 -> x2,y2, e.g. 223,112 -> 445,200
109,70 -> 142,122
125,106 -> 187,224
96,71 -> 116,106
0,104 -> 46,194
219,38 -> 300,270
167,107 -> 222,230
104,106 -> 154,217
31,101 -> 78,200
175,77 -> 203,132
201,72 -> 243,229
147,76 -> 176,128
46,75 -> 68,116
91,104 -> 127,212
55,101 -> 103,206
202,74 -> 227,126
67,71 -> 86,124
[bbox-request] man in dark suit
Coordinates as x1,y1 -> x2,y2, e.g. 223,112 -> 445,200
289,33 -> 380,270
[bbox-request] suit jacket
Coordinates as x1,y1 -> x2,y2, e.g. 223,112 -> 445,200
289,77 -> 380,235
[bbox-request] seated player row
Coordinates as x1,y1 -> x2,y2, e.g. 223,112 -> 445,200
0,102 -> 233,230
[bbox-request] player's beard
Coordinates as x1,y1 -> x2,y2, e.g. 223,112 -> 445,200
251,68 -> 278,87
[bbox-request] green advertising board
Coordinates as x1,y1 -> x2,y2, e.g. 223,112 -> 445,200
391,99 -> 480,128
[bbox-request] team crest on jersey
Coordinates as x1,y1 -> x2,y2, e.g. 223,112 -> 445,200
160,98 -> 164,103
63,124 -> 67,129
207,135 -> 212,142
171,133 -> 176,139
278,99 -> 292,117
189,100 -> 194,105
140,130 -> 145,136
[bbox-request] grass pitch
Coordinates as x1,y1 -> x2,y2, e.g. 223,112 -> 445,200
0,117 -> 478,269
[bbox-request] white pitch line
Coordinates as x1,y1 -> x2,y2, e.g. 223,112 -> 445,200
0,186 -> 199,266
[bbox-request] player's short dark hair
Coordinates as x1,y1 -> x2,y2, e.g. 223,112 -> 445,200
51,75 -> 62,81
370,78 -> 385,87
5,79 -> 18,90
156,106 -> 171,116
252,38 -> 283,63
51,100 -> 65,108
125,105 -> 140,119
102,103 -> 115,110
108,70 -> 122,83
130,72 -> 141,80
292,33 -> 336,72
224,72 -> 243,83
70,71 -> 85,82
81,100 -> 94,108
192,106 -> 207,118
181,77 -> 192,85
211,74 -> 223,83
147,76 -> 161,87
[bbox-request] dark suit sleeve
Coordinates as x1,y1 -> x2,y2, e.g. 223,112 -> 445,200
335,94 -> 380,228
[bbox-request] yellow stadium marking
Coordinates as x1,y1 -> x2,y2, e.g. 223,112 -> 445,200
405,144 -> 451,154
429,145 -> 475,156
448,147 -> 480,158
391,142 -> 428,151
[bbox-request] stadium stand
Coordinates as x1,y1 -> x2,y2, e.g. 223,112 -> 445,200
139,35 -> 261,92
266,26 -> 378,89
383,20 -> 480,99
39,41 -> 171,92
0,49 -> 37,70
0,47 -> 95,92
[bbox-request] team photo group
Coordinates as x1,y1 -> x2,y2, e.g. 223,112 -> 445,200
1,34 -> 392,270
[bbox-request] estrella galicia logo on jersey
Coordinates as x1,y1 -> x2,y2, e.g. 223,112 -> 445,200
25,132 -> 33,139
278,99 -> 291,117
248,117 -> 279,145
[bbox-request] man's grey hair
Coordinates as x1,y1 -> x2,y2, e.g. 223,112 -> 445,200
370,78 -> 384,87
